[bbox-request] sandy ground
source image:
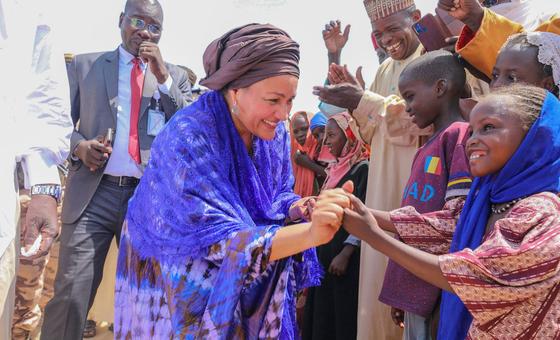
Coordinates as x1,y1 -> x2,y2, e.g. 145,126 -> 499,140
91,322 -> 114,340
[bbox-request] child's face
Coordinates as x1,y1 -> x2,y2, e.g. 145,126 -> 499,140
291,114 -> 309,146
466,99 -> 526,177
324,120 -> 347,158
492,47 -> 548,90
399,78 -> 439,129
312,126 -> 325,144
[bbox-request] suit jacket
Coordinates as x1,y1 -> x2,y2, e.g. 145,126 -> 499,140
62,48 -> 192,224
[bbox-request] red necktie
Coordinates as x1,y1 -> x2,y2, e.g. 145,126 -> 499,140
129,58 -> 144,164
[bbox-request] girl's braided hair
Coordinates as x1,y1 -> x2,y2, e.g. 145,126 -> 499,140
486,84 -> 547,131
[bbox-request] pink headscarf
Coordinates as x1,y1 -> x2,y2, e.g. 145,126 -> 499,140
322,113 -> 369,189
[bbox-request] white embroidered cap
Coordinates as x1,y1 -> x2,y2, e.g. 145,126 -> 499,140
363,0 -> 415,22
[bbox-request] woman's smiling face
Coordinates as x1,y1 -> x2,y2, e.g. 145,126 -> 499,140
324,119 -> 347,158
232,75 -> 298,141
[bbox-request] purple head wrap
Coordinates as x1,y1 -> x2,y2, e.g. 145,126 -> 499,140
199,23 -> 300,90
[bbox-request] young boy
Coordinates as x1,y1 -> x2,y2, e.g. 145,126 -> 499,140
375,50 -> 473,339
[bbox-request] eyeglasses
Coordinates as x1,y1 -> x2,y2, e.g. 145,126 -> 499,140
125,15 -> 162,35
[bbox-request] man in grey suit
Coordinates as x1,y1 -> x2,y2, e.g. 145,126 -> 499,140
41,0 -> 192,338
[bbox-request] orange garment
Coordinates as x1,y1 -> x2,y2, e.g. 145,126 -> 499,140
456,8 -> 560,78
290,111 -> 318,198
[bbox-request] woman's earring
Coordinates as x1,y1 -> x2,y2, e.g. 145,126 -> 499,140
232,101 -> 239,115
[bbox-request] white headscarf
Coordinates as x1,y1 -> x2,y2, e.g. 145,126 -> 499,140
526,32 -> 560,88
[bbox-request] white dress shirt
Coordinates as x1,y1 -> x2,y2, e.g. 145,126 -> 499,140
103,45 -> 172,178
0,0 -> 72,256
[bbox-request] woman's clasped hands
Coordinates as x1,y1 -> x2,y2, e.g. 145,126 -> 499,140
309,181 -> 353,245
342,193 -> 382,242
308,180 -> 383,246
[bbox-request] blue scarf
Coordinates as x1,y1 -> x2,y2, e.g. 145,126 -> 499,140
125,91 -> 321,287
438,92 -> 560,339
310,112 -> 328,131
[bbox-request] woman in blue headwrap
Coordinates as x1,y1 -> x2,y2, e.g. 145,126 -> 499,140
343,84 -> 560,339
310,112 -> 337,186
309,112 -> 328,143
114,24 -> 353,339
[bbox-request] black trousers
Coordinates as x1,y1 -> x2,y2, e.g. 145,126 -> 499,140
41,179 -> 136,340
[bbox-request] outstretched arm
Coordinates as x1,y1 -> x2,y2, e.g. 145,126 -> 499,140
322,20 -> 351,67
343,195 -> 453,292
366,209 -> 397,233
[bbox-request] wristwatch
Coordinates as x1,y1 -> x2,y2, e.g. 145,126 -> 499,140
30,184 -> 62,202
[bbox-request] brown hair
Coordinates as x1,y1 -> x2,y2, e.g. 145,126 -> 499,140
485,84 -> 547,131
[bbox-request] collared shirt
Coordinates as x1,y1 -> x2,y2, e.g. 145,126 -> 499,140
0,0 -> 72,256
103,45 -> 172,178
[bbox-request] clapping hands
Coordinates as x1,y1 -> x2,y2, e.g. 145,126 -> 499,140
328,63 -> 365,89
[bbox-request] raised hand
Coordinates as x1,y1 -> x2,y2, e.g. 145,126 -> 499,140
313,81 -> 364,112
328,64 -> 366,89
355,66 -> 366,90
139,41 -> 170,84
328,63 -> 345,85
437,0 -> 484,31
323,20 -> 351,56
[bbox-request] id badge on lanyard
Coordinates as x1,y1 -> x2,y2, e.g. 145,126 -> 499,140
147,91 -> 165,137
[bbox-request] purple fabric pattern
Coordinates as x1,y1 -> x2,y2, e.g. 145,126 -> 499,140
127,90 -> 301,265
116,90 -> 323,337
115,223 -> 312,338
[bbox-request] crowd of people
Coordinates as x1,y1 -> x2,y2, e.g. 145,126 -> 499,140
1,0 -> 560,339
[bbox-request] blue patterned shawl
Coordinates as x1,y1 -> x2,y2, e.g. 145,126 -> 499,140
438,92 -> 560,339
126,90 -> 318,278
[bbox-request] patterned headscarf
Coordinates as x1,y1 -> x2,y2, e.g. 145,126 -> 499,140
310,112 -> 337,164
199,23 -> 300,90
438,91 -> 560,339
322,113 -> 369,189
